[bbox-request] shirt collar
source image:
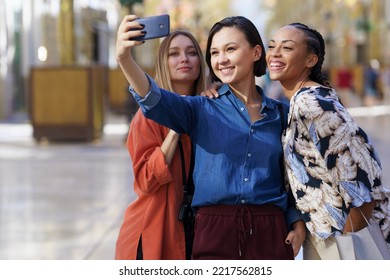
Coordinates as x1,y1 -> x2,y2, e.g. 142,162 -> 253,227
217,83 -> 276,110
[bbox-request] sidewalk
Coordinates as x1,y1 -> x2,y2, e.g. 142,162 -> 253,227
1,105 -> 389,260
0,114 -> 135,260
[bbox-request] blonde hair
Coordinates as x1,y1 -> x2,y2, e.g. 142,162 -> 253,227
154,30 -> 206,95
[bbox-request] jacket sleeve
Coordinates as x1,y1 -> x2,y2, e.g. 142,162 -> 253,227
130,74 -> 199,136
307,92 -> 379,178
295,89 -> 380,204
127,110 -> 173,195
285,192 -> 304,229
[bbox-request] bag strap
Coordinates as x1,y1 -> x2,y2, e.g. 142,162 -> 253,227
358,208 -> 371,225
178,138 -> 187,189
348,208 -> 372,232
178,137 -> 194,205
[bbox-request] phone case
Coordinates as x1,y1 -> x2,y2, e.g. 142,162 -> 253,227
134,14 -> 170,41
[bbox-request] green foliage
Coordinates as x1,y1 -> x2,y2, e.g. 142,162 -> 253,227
356,18 -> 372,32
119,0 -> 143,10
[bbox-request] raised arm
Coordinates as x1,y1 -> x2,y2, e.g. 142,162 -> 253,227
115,15 -> 150,97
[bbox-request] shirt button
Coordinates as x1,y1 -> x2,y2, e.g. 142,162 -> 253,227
241,200 -> 246,204
240,107 -> 245,111
251,129 -> 254,133
247,153 -> 251,157
244,177 -> 248,182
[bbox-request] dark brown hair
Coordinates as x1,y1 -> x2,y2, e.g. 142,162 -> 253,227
205,16 -> 267,83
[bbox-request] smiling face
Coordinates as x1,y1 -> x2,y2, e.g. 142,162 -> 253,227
266,25 -> 318,97
167,34 -> 201,94
209,27 -> 261,88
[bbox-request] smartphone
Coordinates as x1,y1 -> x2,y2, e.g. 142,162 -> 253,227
133,14 -> 170,41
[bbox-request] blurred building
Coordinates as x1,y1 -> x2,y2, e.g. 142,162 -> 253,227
1,0 -> 389,122
264,0 -> 389,67
0,0 -> 231,122
0,0 -> 123,122
263,0 -> 390,98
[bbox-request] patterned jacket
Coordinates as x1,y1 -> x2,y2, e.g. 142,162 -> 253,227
283,86 -> 390,245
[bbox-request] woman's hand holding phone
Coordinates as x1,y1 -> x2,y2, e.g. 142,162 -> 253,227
132,14 -> 170,41
116,15 -> 145,61
116,14 -> 170,61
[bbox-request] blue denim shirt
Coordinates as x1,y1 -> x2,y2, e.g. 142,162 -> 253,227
130,75 -> 301,226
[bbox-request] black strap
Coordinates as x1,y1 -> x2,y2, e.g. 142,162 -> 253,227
178,139 -> 186,186
178,137 -> 194,205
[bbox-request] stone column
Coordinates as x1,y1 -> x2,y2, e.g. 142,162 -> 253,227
59,0 -> 75,65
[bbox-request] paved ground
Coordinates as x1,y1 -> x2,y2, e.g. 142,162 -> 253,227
0,92 -> 389,260
0,114 -> 135,260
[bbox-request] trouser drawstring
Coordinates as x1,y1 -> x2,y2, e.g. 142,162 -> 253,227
234,206 -> 253,257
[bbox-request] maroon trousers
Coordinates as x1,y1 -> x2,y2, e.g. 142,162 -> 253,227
192,204 -> 294,260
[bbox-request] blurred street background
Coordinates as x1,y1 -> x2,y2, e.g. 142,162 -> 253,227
1,0 -> 390,259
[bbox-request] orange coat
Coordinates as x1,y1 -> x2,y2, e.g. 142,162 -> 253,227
115,109 -> 192,260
